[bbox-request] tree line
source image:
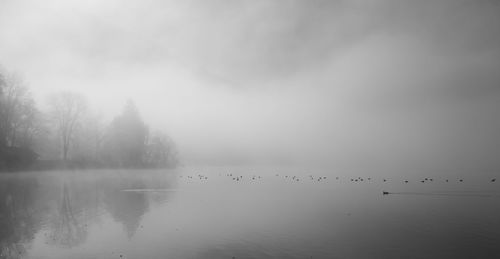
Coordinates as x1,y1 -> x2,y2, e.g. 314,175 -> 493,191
0,67 -> 178,171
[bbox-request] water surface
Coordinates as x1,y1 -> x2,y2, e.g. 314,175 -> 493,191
1,167 -> 499,259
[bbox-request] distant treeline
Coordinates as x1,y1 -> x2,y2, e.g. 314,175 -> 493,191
0,67 -> 178,171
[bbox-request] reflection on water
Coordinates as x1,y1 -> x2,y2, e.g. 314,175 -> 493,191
0,177 -> 39,259
104,185 -> 149,238
0,168 -> 500,259
0,170 -> 173,259
47,184 -> 88,247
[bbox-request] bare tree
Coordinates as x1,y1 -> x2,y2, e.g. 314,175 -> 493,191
0,71 -> 39,148
49,92 -> 87,162
13,98 -> 45,148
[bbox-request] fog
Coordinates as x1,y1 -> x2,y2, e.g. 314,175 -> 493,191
1,0 -> 499,173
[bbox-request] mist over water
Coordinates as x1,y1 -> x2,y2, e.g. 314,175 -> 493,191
1,169 -> 500,259
0,0 -> 499,172
1,0 -> 500,258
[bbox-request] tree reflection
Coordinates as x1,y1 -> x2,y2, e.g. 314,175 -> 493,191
102,179 -> 149,238
0,171 -> 175,257
46,184 -> 87,247
0,177 -> 40,259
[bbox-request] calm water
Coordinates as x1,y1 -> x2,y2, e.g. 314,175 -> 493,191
1,167 -> 499,259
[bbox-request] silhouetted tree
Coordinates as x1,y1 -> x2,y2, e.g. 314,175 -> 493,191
49,92 -> 87,162
145,131 -> 178,168
0,72 -> 39,148
103,100 -> 148,168
0,70 -> 42,170
1,65 -> 180,170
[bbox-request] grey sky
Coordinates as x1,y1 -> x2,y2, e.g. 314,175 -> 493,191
1,0 -> 499,172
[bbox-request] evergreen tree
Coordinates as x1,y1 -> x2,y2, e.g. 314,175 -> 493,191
106,100 -> 148,168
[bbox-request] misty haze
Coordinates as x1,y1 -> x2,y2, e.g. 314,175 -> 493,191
1,0 -> 500,258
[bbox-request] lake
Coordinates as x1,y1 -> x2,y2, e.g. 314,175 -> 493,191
0,167 -> 499,259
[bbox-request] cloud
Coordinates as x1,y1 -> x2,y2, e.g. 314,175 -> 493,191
0,0 -> 382,84
2,0 -> 500,86
0,0 -> 500,172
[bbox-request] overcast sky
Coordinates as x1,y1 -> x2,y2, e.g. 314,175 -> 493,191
1,0 -> 499,173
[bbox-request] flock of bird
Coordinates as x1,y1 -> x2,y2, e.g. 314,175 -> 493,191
179,173 -> 497,185
180,173 -> 333,183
